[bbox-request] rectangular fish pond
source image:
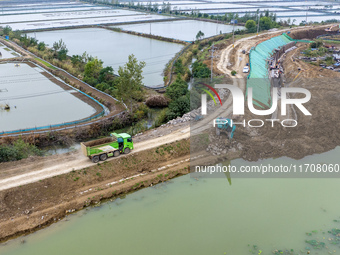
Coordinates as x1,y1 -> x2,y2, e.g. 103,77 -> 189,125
114,19 -> 244,42
0,62 -> 101,133
28,27 -> 184,88
0,43 -> 21,59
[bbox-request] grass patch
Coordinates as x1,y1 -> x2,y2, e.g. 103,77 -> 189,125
323,40 -> 340,45
3,47 -> 11,51
34,57 -> 57,70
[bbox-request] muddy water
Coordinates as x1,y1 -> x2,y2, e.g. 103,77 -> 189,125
29,28 -> 183,88
2,147 -> 340,255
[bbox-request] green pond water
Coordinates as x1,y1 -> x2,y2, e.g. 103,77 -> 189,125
1,148 -> 340,255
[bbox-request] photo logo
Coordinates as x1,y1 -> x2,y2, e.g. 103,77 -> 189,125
201,84 -> 312,128
201,84 -> 311,116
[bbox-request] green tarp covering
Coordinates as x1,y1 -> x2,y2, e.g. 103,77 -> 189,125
247,34 -> 293,108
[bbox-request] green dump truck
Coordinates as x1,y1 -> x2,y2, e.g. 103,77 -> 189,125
81,133 -> 134,163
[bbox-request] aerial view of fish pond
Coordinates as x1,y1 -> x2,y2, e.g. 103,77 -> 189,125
0,0 -> 340,254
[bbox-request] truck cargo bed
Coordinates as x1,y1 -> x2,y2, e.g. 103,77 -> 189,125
81,137 -> 118,157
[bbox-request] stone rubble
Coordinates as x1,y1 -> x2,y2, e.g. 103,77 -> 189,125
163,89 -> 229,126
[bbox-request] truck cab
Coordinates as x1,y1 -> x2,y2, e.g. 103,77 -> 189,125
112,133 -> 134,153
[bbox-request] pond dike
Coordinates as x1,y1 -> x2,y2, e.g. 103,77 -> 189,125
99,25 -> 190,45
0,138 -> 190,243
21,18 -> 187,34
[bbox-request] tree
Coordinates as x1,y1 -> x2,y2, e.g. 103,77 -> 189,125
259,16 -> 272,30
153,3 -> 159,12
115,54 -> 146,110
245,20 -> 256,33
52,39 -> 66,55
98,66 -> 115,85
71,54 -> 82,65
287,17 -> 291,25
174,59 -> 185,75
83,58 -> 103,85
12,30 -> 22,39
265,10 -> 269,17
3,25 -> 12,35
166,76 -> 188,100
192,61 -> 210,78
29,37 -> 38,46
57,48 -> 68,61
196,30 -> 205,40
37,42 -> 46,51
166,94 -> 190,121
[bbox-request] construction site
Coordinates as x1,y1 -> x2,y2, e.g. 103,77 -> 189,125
1,1 -> 340,253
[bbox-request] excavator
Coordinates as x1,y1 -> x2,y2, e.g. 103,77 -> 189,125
325,24 -> 339,32
215,117 -> 236,139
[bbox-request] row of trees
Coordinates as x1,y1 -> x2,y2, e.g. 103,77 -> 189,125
120,1 -> 171,13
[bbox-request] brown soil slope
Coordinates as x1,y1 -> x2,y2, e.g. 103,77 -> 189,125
234,44 -> 340,161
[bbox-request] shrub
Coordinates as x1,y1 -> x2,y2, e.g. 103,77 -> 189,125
166,76 -> 188,100
310,41 -> 323,48
231,70 -> 237,76
192,61 -> 211,78
245,20 -> 257,33
153,108 -> 168,127
166,94 -> 190,121
37,42 -> 46,51
0,139 -> 42,162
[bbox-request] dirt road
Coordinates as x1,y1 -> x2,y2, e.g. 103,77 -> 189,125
0,127 -> 191,191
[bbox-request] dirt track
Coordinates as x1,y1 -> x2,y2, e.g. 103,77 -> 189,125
0,126 -> 191,191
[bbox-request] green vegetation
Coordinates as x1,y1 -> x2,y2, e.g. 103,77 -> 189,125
83,58 -> 104,85
0,139 -> 42,162
84,0 -> 304,33
196,30 -> 205,41
174,59 -> 185,75
37,41 -> 46,51
192,61 -> 210,78
116,54 -> 146,110
112,0 -> 171,13
166,76 -> 188,100
301,40 -> 338,67
310,41 -> 323,48
2,25 -> 12,36
52,39 -> 68,61
245,20 -> 257,33
34,57 -> 57,70
167,95 -> 190,121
